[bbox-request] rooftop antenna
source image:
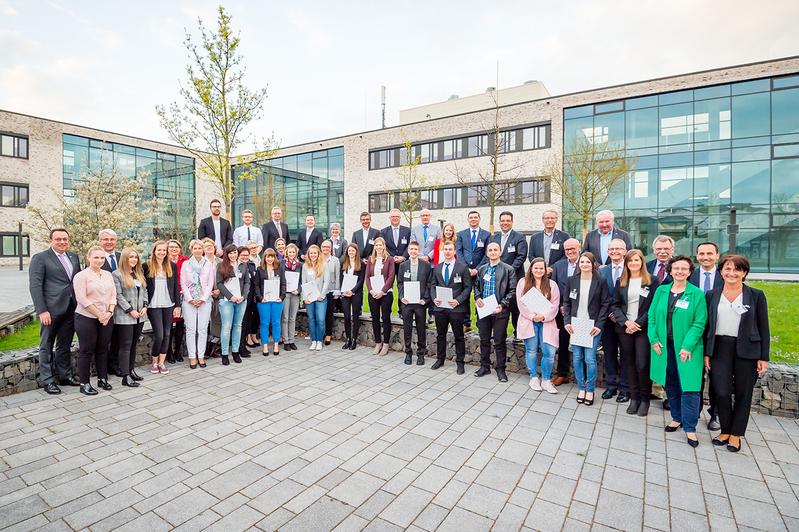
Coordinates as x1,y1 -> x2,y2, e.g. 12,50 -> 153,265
381,85 -> 386,129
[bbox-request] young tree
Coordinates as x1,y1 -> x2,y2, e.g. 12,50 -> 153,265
394,136 -> 428,226
156,5 -> 275,219
546,137 -> 636,240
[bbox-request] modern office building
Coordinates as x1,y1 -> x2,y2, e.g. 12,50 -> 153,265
1,55 -> 797,274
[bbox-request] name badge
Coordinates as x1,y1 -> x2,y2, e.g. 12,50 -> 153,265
675,299 -> 690,310
334,243 -> 340,249
401,238 -> 407,244
550,243 -> 560,250
404,271 -> 411,278
368,239 -> 375,245
569,289 -> 578,300
477,240 -> 484,248
507,245 -> 516,253
483,273 -> 491,282
732,302 -> 749,315
134,280 -> 141,288
428,236 -> 435,242
453,275 -> 462,284
640,287 -> 650,298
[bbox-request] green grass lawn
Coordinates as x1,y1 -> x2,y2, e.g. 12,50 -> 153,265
749,281 -> 798,365
0,319 -> 40,351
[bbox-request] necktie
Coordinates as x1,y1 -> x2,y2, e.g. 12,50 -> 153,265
57,253 -> 73,278
423,225 -> 428,243
657,262 -> 665,282
393,227 -> 399,246
276,221 -> 282,238
703,272 -> 711,293
109,254 -> 117,272
471,230 -> 477,251
613,265 -> 620,283
247,226 -> 251,240
444,263 -> 450,284
501,233 -> 508,251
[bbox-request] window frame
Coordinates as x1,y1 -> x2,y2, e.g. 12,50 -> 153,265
0,182 -> 30,208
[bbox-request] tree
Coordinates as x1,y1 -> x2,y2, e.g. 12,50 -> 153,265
156,5 -> 275,219
394,136 -> 428,226
546,137 -> 636,241
27,159 -> 157,256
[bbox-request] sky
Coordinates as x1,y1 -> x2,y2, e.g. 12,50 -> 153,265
1,0 -> 798,150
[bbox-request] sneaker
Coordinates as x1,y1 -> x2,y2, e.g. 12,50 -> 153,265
149,364 -> 160,374
158,364 -> 170,375
310,341 -> 317,351
541,380 -> 558,394
316,342 -> 323,351
529,377 -> 542,391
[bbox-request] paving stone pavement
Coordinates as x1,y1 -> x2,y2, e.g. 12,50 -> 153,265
1,341 -> 798,531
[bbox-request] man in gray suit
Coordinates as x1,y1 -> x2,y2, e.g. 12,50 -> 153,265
29,228 -> 82,395
410,208 -> 441,263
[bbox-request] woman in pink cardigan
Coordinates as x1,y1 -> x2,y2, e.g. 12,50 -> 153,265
180,239 -> 216,368
517,257 -> 561,394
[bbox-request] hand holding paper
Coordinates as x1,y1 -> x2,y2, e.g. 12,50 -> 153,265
404,281 -> 421,304
435,287 -> 453,308
476,295 -> 499,319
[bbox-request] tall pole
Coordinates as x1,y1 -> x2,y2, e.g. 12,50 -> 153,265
381,85 -> 386,129
18,221 -> 23,271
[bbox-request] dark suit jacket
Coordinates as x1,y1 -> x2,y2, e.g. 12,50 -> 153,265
599,262 -> 626,298
610,277 -> 660,331
262,220 -> 290,251
100,251 -> 121,273
562,273 -> 611,330
298,227 -> 325,258
475,261 -> 517,310
688,267 -> 723,291
430,261 -> 472,315
197,216 -> 233,248
381,225 -> 411,259
29,248 -> 82,316
528,229 -> 570,266
339,265 -> 366,296
704,284 -> 770,361
647,259 -> 673,284
490,230 -> 528,281
253,263 -> 287,301
351,227 -> 381,259
582,227 -> 633,265
551,257 -> 578,296
455,228 -> 491,269
397,259 -> 432,303
143,262 -> 179,307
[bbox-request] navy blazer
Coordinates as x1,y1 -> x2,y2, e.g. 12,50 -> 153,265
380,225 -> 411,259
455,227 -> 491,269
688,267 -> 723,291
528,229 -> 570,266
550,257 -> 578,296
351,227 -> 381,259
704,284 -> 770,361
490,230 -> 528,281
646,259 -> 673,284
582,227 -> 632,265
599,262 -> 626,298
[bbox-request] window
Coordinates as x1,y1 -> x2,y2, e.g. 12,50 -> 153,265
0,183 -> 29,207
0,134 -> 28,159
442,187 -> 462,208
369,192 -> 391,212
0,233 -> 29,257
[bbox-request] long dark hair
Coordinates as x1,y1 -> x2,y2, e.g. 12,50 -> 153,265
341,243 -> 362,272
578,251 -> 599,274
523,257 -> 551,300
217,244 -> 239,281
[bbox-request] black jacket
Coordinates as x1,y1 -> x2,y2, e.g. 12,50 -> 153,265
351,227 -> 381,259
197,216 -> 233,249
262,220 -> 290,251
381,225 -> 412,259
143,262 -> 179,307
582,227 -> 632,265
215,263 -> 251,301
528,229 -> 570,266
297,227 -> 325,258
339,264 -> 366,296
475,261 -> 517,310
704,284 -> 770,361
430,261 -> 472,315
610,277 -> 660,331
397,259 -> 432,303
646,259 -> 673,284
562,273 -> 611,330
28,248 -> 81,316
490,229 -> 528,281
100,251 -> 121,273
253,263 -> 287,302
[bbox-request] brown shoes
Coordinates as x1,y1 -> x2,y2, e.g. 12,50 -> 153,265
552,376 -> 569,386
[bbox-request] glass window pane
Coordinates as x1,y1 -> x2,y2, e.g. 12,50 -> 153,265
659,103 -> 694,145
773,75 -> 799,90
731,92 -> 770,138
772,88 -> 799,135
693,98 -> 731,142
18,186 -> 28,206
734,229 -> 769,270
564,105 -> 593,119
1,186 -> 12,206
563,117 -> 593,149
772,158 -> 799,204
625,95 -> 658,110
774,144 -> 799,158
2,236 -> 14,256
731,79 -> 770,95
659,90 -> 693,105
625,170 -> 657,209
625,107 -> 658,149
1,136 -> 12,156
694,85 -> 730,100
770,227 -> 799,272
693,164 -> 731,208
731,161 -> 770,205
593,111 -> 624,144
595,101 -> 624,113
658,167 -> 693,208
17,138 -> 28,158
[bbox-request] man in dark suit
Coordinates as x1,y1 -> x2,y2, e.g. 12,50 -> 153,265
598,239 -> 629,402
397,241 -> 432,366
197,198 -> 233,256
297,214 -> 324,261
98,228 -> 122,375
456,210 -> 491,331
474,242 -> 517,382
647,235 -> 675,284
381,208 -> 411,264
262,205 -> 290,251
550,238 -> 582,386
29,228 -> 82,395
490,211 -> 527,336
352,211 -> 380,259
528,210 -> 570,267
430,241 -> 472,374
582,209 -> 632,265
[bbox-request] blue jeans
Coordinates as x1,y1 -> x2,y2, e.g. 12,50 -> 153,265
306,299 -> 328,342
257,301 -> 283,345
665,339 -> 701,433
572,334 -> 600,392
524,322 -> 557,379
218,299 -> 247,356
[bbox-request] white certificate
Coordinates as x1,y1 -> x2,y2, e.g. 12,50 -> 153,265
369,274 -> 385,291
435,287 -> 454,308
285,271 -> 300,292
477,294 -> 498,319
404,281 -> 421,304
301,281 -> 321,302
570,317 -> 596,348
341,273 -> 358,293
521,287 -> 554,316
262,279 -> 280,301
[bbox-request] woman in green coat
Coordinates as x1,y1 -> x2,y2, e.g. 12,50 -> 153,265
648,255 -> 708,447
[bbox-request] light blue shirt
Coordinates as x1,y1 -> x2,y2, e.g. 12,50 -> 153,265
599,231 -> 613,264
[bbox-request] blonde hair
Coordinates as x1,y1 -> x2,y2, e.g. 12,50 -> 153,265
86,245 -> 104,261
285,243 -> 299,259
438,223 -> 456,257
369,236 -> 389,263
201,237 -> 217,254
147,240 -> 173,278
118,247 -> 144,289
303,244 -> 324,277
188,239 -> 204,254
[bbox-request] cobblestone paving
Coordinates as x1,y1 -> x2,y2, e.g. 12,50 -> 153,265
1,341 -> 798,531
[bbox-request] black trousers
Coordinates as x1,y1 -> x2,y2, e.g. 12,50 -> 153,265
167,320 -> 185,359
244,298 -> 259,336
509,297 -> 520,335
401,303 -> 427,355
555,310 -> 571,377
369,292 -> 393,344
434,311 -> 466,362
148,307 -> 173,356
602,320 -> 627,393
107,325 -> 120,375
116,322 -> 145,376
477,311 -> 510,370
618,328 -> 651,402
325,293 -> 339,337
711,335 -> 759,436
37,310 -> 76,385
74,314 -> 112,383
342,292 -> 363,340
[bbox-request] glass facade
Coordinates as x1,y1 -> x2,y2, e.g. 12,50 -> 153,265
62,134 -> 196,245
563,74 -> 799,273
232,147 -> 344,239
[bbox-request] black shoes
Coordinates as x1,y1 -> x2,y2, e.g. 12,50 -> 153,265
222,355 -> 230,366
198,360 -> 207,368
431,359 -> 444,370
80,383 -> 98,395
665,422 -> 682,432
291,343 -> 299,351
616,392 -> 630,403
707,415 -> 720,431
497,369 -> 508,382
97,379 -> 113,391
601,388 -> 617,400
343,338 -> 352,349
43,382 -> 61,395
130,369 -> 144,382
404,354 -> 413,365
240,350 -> 251,358
626,400 -> 640,415
456,363 -> 465,375
263,351 -> 270,357
416,355 -> 425,366
663,398 -> 670,411
687,435 -> 699,448
637,401 -> 650,417
347,340 -> 356,350
583,393 -> 595,406
59,376 -> 80,387
231,353 -> 242,364
474,367 -> 491,378
324,339 -> 332,346
122,376 -> 139,388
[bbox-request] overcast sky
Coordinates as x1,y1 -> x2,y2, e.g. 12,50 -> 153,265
1,0 -> 797,149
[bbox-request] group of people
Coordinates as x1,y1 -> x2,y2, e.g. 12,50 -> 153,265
30,201 -> 770,451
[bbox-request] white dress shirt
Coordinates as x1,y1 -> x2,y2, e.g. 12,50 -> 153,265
212,218 -> 222,251
716,293 -> 743,336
